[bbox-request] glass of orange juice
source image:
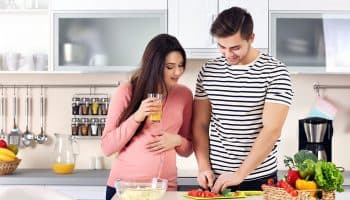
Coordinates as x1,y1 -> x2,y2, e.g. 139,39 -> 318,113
147,93 -> 162,123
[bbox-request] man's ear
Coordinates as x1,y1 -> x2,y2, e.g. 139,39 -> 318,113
248,33 -> 255,43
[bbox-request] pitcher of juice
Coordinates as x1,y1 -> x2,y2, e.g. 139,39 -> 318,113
51,133 -> 79,174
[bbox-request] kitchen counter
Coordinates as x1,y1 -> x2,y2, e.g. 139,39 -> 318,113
1,169 -> 349,189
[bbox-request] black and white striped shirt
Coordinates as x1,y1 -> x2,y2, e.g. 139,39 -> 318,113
195,53 -> 293,180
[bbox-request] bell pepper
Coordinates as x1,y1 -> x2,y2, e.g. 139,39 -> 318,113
286,169 -> 301,186
295,179 -> 317,196
298,159 -> 315,180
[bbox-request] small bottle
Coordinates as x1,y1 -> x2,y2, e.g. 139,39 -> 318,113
72,97 -> 81,115
71,118 -> 80,136
100,98 -> 109,115
91,98 -> 100,115
98,118 -> 106,136
90,118 -> 99,136
80,118 -> 89,136
81,98 -> 91,115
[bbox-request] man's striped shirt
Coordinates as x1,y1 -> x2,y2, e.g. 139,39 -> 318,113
194,53 -> 293,180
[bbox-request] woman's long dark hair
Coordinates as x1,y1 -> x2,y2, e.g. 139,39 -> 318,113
117,33 -> 186,139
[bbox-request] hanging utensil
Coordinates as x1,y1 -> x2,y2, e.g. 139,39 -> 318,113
0,87 -> 6,140
35,86 -> 48,144
22,86 -> 34,146
7,87 -> 21,146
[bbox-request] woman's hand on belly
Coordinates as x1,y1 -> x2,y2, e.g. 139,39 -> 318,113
145,131 -> 182,154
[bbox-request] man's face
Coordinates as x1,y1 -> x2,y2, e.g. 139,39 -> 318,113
216,32 -> 254,65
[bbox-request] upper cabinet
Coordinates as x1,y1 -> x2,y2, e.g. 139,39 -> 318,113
51,0 -> 167,10
168,0 -> 268,58
269,0 -> 350,11
168,0 -> 219,58
219,0 -> 268,50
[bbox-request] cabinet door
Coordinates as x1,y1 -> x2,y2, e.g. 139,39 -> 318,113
168,0 -> 218,49
46,185 -> 105,200
269,0 -> 350,11
52,0 -> 167,10
219,0 -> 268,49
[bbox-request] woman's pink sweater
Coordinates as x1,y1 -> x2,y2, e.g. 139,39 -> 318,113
101,82 -> 193,190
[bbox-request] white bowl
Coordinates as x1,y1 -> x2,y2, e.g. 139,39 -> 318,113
115,178 -> 167,200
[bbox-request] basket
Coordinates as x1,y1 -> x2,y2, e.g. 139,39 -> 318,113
262,185 -> 335,200
0,158 -> 21,175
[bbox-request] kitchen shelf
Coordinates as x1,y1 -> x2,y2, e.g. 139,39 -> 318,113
72,136 -> 101,140
0,9 -> 48,14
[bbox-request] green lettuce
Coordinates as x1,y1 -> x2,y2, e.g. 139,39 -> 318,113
314,161 -> 344,192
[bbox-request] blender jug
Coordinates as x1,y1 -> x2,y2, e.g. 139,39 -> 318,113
51,133 -> 79,174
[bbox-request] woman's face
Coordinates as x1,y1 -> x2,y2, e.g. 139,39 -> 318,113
163,51 -> 185,90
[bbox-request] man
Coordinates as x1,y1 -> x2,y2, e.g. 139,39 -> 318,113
192,6 -> 293,193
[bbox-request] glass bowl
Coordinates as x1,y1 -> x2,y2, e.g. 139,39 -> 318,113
114,178 -> 167,200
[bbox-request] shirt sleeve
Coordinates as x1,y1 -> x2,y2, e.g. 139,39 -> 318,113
101,83 -> 141,156
194,64 -> 209,100
265,63 -> 293,106
175,87 -> 193,157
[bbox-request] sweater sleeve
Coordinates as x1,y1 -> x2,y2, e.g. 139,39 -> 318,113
175,88 -> 193,157
101,83 -> 141,156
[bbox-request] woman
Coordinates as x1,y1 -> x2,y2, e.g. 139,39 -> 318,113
101,34 -> 193,200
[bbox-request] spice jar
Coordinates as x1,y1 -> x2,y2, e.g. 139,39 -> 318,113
100,98 -> 109,115
71,118 -> 80,136
91,98 -> 100,115
98,118 -> 106,136
72,97 -> 81,115
81,98 -> 91,115
90,118 -> 99,136
80,118 -> 90,136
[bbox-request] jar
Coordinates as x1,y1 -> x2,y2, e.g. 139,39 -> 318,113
90,118 -> 99,136
80,118 -> 90,136
72,97 -> 81,115
81,97 -> 91,115
100,98 -> 109,115
51,133 -> 79,174
98,118 -> 106,136
91,98 -> 100,115
71,118 -> 80,136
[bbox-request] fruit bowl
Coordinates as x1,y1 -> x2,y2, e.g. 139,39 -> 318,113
0,158 -> 21,175
114,178 -> 168,200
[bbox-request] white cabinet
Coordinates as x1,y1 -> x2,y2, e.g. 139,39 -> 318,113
168,0 -> 268,58
46,185 -> 105,200
269,0 -> 350,10
168,0 -> 219,58
51,0 -> 167,10
219,0 -> 268,49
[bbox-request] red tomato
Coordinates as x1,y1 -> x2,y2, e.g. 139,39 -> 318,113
267,178 -> 275,186
290,190 -> 298,197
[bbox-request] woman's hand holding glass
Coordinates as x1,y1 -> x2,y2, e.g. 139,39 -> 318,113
134,95 -> 162,123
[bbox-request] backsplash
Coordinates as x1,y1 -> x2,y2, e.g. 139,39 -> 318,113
0,60 -> 349,172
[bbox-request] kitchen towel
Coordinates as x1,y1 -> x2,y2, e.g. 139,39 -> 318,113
308,96 -> 338,120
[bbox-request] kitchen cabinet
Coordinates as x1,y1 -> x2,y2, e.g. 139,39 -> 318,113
168,0 -> 268,59
46,185 -> 105,200
168,0 -> 219,58
269,0 -> 350,11
0,3 -> 49,73
51,0 -> 167,11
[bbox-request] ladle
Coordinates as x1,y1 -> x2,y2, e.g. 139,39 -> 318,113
22,86 -> 34,146
35,86 -> 48,144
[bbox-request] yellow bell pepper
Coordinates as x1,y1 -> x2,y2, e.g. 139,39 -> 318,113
295,179 -> 317,196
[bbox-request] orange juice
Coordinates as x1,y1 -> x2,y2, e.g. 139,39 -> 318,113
150,111 -> 162,122
52,163 -> 75,174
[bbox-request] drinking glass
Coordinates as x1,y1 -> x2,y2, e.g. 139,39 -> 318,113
147,93 -> 162,123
